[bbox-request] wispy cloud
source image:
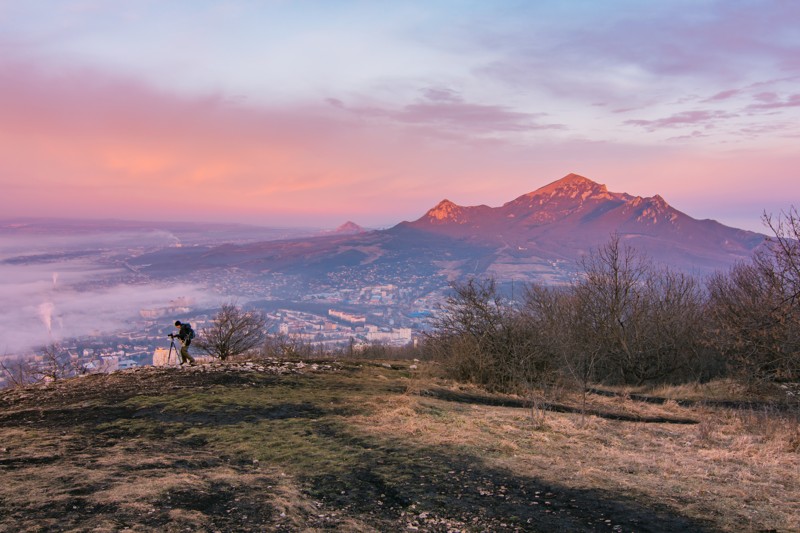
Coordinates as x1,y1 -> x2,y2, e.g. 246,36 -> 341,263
747,93 -> 800,111
624,110 -> 737,131
703,89 -> 741,103
330,89 -> 565,136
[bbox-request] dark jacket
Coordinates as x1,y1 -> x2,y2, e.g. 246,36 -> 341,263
177,323 -> 194,345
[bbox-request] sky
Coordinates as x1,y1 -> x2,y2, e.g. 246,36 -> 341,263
1,0 -> 799,232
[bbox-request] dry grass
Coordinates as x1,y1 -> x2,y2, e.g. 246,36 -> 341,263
351,376 -> 800,532
1,360 -> 798,531
630,377 -> 799,405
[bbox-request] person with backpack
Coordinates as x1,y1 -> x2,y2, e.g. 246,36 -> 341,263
173,320 -> 196,366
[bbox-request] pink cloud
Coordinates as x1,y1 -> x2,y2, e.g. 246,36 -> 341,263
331,90 -> 565,135
624,110 -> 736,131
1,51 -> 798,233
753,91 -> 779,103
747,93 -> 800,110
703,89 -> 741,102
0,55 -> 574,226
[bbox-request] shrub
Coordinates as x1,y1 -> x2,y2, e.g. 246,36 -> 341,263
196,304 -> 269,360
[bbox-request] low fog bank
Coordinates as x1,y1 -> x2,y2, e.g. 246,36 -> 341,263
0,260 -> 213,356
0,219 -> 342,356
0,228 -> 221,357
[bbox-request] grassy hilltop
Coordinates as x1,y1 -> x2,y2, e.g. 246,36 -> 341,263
0,359 -> 798,532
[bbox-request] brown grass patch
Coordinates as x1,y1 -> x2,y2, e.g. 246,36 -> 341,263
349,380 -> 800,532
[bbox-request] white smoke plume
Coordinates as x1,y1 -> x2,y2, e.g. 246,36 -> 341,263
37,301 -> 55,334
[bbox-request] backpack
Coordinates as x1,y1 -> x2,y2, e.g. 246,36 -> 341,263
181,323 -> 195,344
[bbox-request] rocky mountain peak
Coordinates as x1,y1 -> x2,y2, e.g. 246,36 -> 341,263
625,194 -> 678,225
650,194 -> 668,208
425,199 -> 466,223
531,173 -> 606,196
502,174 -> 620,216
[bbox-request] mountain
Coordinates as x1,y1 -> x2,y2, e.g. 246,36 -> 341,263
331,221 -> 367,235
130,174 -> 764,285
398,173 -> 763,278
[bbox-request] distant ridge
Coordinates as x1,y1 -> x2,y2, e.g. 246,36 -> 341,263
131,173 -> 765,284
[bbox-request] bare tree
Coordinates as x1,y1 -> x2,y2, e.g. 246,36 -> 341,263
0,356 -> 38,388
707,207 -> 800,383
262,333 -> 325,360
636,268 -> 708,382
425,278 -> 507,387
428,279 -> 503,385
565,235 -> 706,385
426,278 -> 552,394
762,206 -> 800,305
0,344 -> 86,388
34,343 -> 74,382
524,283 -> 598,416
574,234 -> 649,384
196,304 -> 269,360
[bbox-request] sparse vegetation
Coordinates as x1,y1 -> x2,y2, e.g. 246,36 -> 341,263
0,343 -> 88,389
0,356 -> 37,388
0,360 -> 797,531
428,238 -> 713,395
428,212 -> 800,396
424,278 -> 555,393
707,207 -> 800,384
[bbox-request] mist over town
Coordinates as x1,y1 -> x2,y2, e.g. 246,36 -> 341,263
0,171 -> 770,383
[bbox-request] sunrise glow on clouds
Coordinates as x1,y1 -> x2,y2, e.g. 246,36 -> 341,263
1,1 -> 799,231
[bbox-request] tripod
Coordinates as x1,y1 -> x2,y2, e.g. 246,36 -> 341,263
167,335 -> 182,366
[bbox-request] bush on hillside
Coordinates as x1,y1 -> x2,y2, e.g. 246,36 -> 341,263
707,207 -> 800,384
196,303 -> 270,360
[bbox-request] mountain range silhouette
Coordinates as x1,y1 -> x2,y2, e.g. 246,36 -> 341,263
132,173 -> 764,283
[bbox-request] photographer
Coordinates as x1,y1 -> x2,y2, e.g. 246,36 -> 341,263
171,320 -> 196,366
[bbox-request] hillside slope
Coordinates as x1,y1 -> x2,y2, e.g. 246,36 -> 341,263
1,361 -> 797,531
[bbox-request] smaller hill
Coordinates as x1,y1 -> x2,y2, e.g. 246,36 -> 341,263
332,221 -> 367,234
